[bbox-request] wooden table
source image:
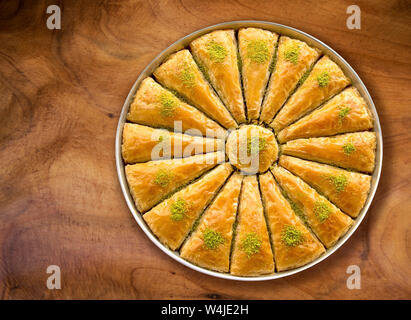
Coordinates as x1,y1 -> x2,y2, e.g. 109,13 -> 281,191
0,0 -> 410,300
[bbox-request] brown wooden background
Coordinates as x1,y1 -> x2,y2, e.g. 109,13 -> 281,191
0,0 -> 410,300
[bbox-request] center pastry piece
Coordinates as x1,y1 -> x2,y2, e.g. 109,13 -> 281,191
226,125 -> 278,174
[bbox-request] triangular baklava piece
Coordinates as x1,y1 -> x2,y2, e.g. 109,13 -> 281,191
122,123 -> 223,164
281,132 -> 377,173
260,36 -> 321,123
143,163 -> 233,250
127,77 -> 224,136
180,173 -> 243,272
272,166 -> 353,248
279,155 -> 371,217
259,171 -> 325,271
125,151 -> 224,213
153,50 -> 237,129
271,56 -> 351,132
238,28 -> 278,120
277,87 -> 373,143
190,30 -> 246,124
230,175 -> 274,276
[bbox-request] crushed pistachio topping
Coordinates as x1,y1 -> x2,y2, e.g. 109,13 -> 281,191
297,69 -> 310,87
237,53 -> 243,72
203,228 -> 224,249
158,91 -> 178,117
269,56 -> 276,73
281,190 -> 307,224
246,40 -> 270,64
207,41 -> 227,63
281,225 -> 305,247
328,174 -> 348,192
338,106 -> 351,122
170,198 -> 188,221
196,60 -> 211,83
247,136 -> 267,155
284,45 -> 300,65
269,43 -> 278,73
154,169 -> 173,187
157,134 -> 170,146
317,71 -> 330,87
191,218 -> 200,232
290,201 -> 307,223
269,42 -> 278,73
179,63 -> 196,88
342,143 -> 356,155
241,232 -> 262,258
314,201 -> 332,222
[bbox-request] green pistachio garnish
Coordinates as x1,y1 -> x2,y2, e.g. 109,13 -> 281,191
269,42 -> 279,73
314,201 -> 332,222
247,40 -> 269,64
203,229 -> 224,249
281,225 -> 305,247
247,136 -> 267,155
342,143 -> 356,155
237,53 -> 243,72
269,57 -> 276,73
338,106 -> 351,122
328,174 -> 348,192
284,45 -> 300,65
169,89 -> 189,104
159,91 -> 178,117
170,198 -> 188,221
196,60 -> 211,83
241,232 -> 262,258
290,201 -> 307,224
179,63 -> 196,88
207,41 -> 227,63
154,169 -> 173,187
297,69 -> 310,87
317,71 -> 330,87
281,190 -> 307,224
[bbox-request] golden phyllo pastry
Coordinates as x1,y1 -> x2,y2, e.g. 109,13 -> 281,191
281,132 -> 376,173
259,172 -> 325,271
277,87 -> 373,143
271,56 -> 351,132
125,151 -> 224,213
279,156 -> 371,217
238,28 -> 278,120
143,163 -> 232,250
260,36 -> 321,123
230,176 -> 274,276
122,28 -> 379,277
153,50 -> 237,129
272,166 -> 353,248
190,30 -> 246,124
122,123 -> 224,163
127,77 -> 223,136
180,173 -> 243,272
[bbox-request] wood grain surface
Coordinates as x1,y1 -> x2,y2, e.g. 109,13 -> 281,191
0,0 -> 410,300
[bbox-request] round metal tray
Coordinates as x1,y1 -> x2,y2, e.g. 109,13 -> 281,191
115,21 -> 383,281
